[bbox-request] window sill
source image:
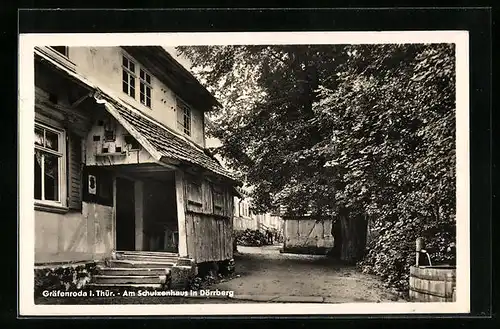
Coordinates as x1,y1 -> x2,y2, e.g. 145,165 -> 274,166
35,203 -> 70,214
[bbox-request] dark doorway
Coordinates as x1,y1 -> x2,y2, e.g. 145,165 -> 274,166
116,177 -> 136,251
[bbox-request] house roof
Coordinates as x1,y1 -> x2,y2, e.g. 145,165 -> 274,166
34,48 -> 240,185
100,96 -> 239,182
121,46 -> 221,112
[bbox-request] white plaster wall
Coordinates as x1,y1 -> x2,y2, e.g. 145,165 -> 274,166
35,202 -> 114,263
84,113 -> 157,166
68,46 -> 205,147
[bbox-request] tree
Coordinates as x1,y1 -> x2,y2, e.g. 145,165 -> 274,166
177,43 -> 456,287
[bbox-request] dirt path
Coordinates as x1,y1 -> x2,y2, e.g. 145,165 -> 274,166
212,244 -> 403,303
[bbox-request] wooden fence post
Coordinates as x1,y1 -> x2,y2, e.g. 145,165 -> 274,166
416,237 -> 424,266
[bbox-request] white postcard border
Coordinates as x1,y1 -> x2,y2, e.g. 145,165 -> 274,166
19,31 -> 470,316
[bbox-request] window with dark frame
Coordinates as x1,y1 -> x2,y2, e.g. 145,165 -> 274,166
187,180 -> 202,206
122,56 -> 136,98
50,46 -> 68,57
176,98 -> 192,136
213,185 -> 224,214
124,134 -> 141,150
139,69 -> 152,108
34,123 -> 64,203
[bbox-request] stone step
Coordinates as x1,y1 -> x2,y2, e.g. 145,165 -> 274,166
176,258 -> 195,267
93,275 -> 165,285
115,250 -> 179,257
87,282 -> 163,289
96,266 -> 170,277
106,259 -> 176,268
115,254 -> 180,263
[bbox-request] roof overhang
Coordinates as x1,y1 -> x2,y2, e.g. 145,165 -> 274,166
121,46 -> 221,112
34,48 -> 241,186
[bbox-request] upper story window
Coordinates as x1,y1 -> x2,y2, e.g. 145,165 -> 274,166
35,46 -> 75,72
34,122 -> 64,204
122,54 -> 154,109
139,69 -> 152,108
122,56 -> 136,99
176,98 -> 192,136
50,46 -> 68,57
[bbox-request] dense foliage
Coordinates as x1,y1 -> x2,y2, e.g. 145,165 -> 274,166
178,43 -> 456,293
235,229 -> 273,247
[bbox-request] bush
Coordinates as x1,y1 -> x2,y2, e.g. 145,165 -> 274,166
234,229 -> 271,246
357,217 -> 456,295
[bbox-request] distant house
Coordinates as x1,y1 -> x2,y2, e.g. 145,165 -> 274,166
33,46 -> 240,287
232,192 -> 282,233
204,137 -> 282,235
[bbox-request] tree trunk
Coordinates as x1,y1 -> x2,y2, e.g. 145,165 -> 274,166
329,217 -> 342,258
338,210 -> 368,264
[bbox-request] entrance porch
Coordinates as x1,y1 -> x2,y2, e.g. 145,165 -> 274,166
86,163 -> 184,256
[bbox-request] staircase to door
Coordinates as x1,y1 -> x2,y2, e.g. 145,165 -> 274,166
88,251 -> 196,289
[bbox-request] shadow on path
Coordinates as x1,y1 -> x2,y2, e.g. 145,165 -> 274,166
212,244 -> 403,303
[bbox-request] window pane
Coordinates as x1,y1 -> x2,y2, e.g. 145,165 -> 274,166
45,130 -> 59,151
140,83 -> 144,93
34,150 -> 42,199
130,86 -> 135,98
129,62 -> 135,73
146,97 -> 151,108
140,69 -> 145,80
123,81 -> 128,94
146,87 -> 151,98
122,70 -> 128,82
35,127 -> 44,147
140,92 -> 145,104
44,153 -> 59,201
146,74 -> 151,84
51,46 -> 67,56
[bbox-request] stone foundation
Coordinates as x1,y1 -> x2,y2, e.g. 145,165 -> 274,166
170,259 -> 197,290
34,262 -> 97,296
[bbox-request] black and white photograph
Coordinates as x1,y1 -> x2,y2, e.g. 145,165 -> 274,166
18,30 -> 470,316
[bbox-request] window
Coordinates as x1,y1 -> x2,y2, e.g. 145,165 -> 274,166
139,69 -> 152,108
34,123 -> 64,204
213,185 -> 224,215
122,56 -> 136,98
186,180 -> 202,206
124,134 -> 141,150
176,98 -> 192,136
122,54 -> 154,109
50,46 -> 68,57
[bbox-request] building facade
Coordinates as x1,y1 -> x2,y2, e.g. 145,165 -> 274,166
33,46 -> 239,266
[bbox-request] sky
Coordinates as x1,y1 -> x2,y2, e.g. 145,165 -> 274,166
163,46 -> 192,71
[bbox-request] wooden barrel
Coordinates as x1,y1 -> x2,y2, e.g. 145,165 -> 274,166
409,265 -> 456,302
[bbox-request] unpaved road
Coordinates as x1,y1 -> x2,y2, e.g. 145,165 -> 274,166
212,244 -> 403,303
35,244 -> 403,305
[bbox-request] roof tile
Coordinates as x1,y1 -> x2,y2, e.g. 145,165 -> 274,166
113,103 -> 237,182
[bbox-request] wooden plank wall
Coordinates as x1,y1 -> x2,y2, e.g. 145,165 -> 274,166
184,174 -> 234,263
284,217 -> 334,250
185,213 -> 233,263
